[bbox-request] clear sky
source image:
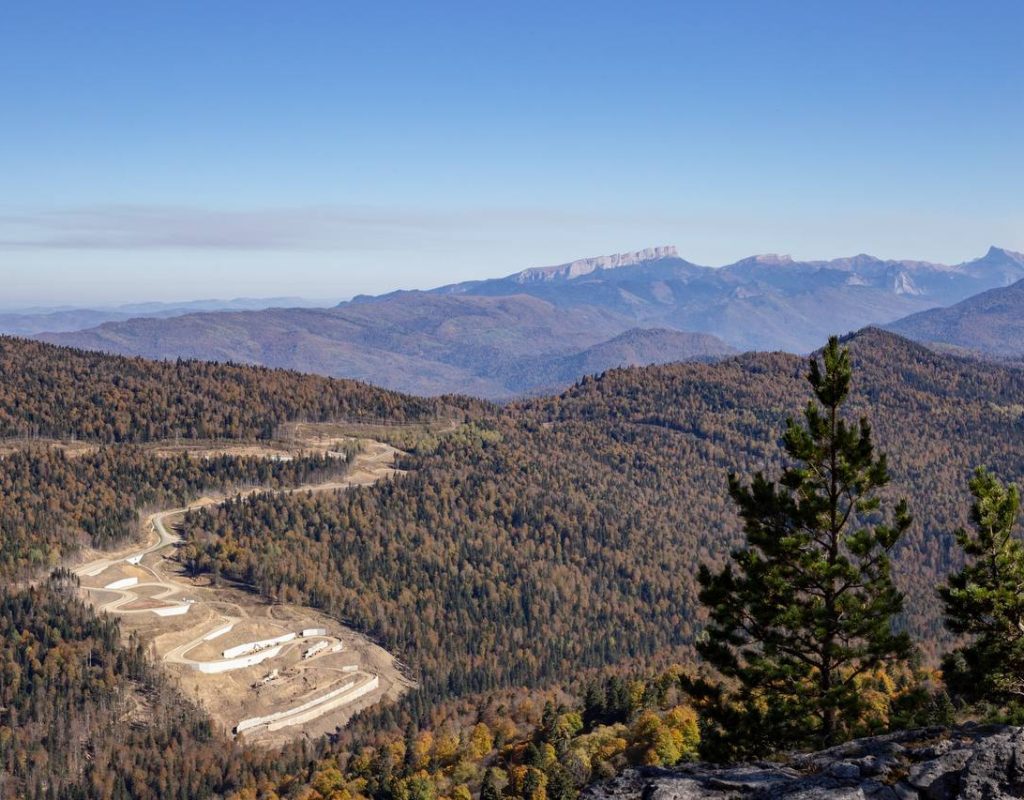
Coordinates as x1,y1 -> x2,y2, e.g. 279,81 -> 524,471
2,0 -> 1022,307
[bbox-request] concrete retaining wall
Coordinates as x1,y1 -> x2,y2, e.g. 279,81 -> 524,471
152,604 -> 190,617
192,645 -> 283,674
302,627 -> 327,637
267,674 -> 379,732
104,577 -> 139,590
236,674 -> 379,733
222,632 -> 296,659
202,622 -> 235,641
303,641 -> 328,659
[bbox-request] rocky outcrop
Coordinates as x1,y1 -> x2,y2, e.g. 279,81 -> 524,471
512,247 -> 680,282
583,725 -> 1024,800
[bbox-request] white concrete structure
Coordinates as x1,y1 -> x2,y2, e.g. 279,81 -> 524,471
303,641 -> 328,660
222,632 -> 296,659
202,622 -> 235,641
265,674 -> 379,732
192,645 -> 284,674
125,553 -> 144,565
152,604 -> 190,617
235,674 -> 379,734
301,627 -> 327,637
104,577 -> 139,590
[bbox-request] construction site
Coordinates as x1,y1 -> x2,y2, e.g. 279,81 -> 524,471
73,434 -> 414,745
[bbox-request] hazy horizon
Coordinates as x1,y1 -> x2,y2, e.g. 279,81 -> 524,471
5,241 -> 1023,312
4,1 -> 1022,306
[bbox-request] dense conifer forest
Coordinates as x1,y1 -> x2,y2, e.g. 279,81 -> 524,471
0,447 -> 353,578
184,330 -> 1024,710
0,331 -> 1022,798
0,337 -> 476,442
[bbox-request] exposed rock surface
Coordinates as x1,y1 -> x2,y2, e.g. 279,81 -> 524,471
512,247 -> 680,282
583,725 -> 1024,800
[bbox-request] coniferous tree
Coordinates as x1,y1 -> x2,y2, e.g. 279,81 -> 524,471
939,467 -> 1024,709
480,769 -> 502,800
696,336 -> 913,753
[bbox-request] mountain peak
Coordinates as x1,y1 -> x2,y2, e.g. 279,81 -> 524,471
729,253 -> 795,268
984,245 -> 1024,262
511,246 -> 679,283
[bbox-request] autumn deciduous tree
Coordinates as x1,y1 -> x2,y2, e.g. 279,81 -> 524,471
697,336 -> 913,754
940,467 -> 1024,709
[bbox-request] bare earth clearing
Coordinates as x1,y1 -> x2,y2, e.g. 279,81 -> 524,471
71,430 -> 415,746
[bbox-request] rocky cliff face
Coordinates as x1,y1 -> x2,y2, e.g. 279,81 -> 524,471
583,725 -> 1024,799
511,246 -> 680,282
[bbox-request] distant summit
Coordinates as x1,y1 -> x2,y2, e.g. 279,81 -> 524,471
728,253 -> 795,268
37,245 -> 1024,398
983,245 -> 1024,262
511,246 -> 679,283
971,245 -> 1024,273
888,275 -> 1024,358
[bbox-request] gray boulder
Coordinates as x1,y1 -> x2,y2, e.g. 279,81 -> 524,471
582,725 -> 1024,800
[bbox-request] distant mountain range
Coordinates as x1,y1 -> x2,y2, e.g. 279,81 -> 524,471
36,246 -> 1024,398
0,297 -> 327,336
887,276 -> 1024,359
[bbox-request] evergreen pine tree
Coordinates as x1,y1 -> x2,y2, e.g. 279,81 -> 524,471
939,467 -> 1024,709
696,335 -> 913,753
480,768 -> 501,800
403,722 -> 419,775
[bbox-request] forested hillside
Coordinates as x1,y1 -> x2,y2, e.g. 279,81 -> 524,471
0,572 -> 321,799
0,338 -> 449,798
887,277 -> 1024,358
0,337 -> 471,442
184,329 -> 1024,718
0,447 -> 348,578
2,331 -> 1023,799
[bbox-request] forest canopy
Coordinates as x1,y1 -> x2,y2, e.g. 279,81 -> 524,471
0,336 -> 477,442
2,331 -> 1023,799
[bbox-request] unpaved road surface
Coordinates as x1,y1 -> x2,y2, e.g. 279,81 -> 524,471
74,438 -> 413,743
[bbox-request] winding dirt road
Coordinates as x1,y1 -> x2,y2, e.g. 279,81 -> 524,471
73,438 -> 408,738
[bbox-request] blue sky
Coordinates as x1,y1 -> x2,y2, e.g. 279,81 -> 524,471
2,1 -> 1022,307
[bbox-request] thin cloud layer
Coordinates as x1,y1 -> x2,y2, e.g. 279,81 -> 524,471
0,205 -> 453,251
0,205 -> 629,252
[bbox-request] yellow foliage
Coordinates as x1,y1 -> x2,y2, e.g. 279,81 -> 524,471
433,729 -> 461,765
466,722 -> 494,760
312,767 -> 345,797
630,705 -> 700,766
411,731 -> 434,771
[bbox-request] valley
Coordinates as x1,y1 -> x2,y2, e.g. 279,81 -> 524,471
8,6 -> 1021,797
1,331 -> 1023,798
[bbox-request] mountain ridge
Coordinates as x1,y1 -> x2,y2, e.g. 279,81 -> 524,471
0,296 -> 328,336
887,276 -> 1024,358
37,246 -> 1024,398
